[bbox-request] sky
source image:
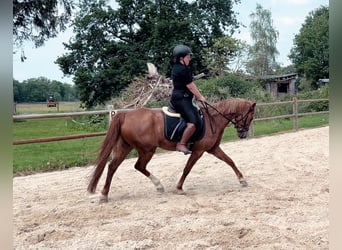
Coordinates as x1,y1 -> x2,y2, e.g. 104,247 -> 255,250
12,0 -> 329,84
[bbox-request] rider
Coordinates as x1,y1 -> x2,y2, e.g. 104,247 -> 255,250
170,44 -> 207,155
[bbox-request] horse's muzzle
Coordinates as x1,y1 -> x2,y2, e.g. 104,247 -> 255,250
238,131 -> 248,139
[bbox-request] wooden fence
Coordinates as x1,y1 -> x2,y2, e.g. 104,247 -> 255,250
13,101 -> 60,113
248,97 -> 329,136
13,98 -> 329,145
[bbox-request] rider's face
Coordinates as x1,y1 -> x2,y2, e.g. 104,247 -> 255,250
182,54 -> 191,66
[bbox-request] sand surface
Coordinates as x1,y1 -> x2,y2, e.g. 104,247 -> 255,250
13,126 -> 329,249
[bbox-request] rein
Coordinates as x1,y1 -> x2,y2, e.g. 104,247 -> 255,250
202,102 -> 217,134
202,101 -> 254,134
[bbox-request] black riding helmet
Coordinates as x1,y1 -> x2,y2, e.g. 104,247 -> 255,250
173,44 -> 193,60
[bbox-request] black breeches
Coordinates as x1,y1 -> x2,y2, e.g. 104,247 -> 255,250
170,97 -> 201,127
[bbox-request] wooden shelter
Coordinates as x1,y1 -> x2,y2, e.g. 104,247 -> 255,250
263,73 -> 298,97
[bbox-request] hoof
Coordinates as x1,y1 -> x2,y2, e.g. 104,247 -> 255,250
99,195 -> 108,203
174,188 -> 186,195
157,186 -> 165,193
240,180 -> 248,187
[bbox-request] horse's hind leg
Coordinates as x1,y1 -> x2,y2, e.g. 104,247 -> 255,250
100,146 -> 132,203
134,149 -> 164,193
208,146 -> 248,187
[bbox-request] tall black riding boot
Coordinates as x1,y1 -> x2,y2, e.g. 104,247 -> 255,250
176,123 -> 196,155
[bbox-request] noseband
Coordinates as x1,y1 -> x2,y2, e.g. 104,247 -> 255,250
203,101 -> 254,133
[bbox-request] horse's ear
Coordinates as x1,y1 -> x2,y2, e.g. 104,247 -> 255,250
252,102 -> 256,108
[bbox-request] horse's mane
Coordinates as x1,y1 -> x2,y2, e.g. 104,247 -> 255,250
211,98 -> 251,114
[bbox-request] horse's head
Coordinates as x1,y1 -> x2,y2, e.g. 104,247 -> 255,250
233,102 -> 256,139
203,99 -> 257,139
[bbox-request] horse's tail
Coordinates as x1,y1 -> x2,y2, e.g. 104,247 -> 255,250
87,112 -> 124,194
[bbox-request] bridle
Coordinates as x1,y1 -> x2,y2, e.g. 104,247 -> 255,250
202,101 -> 255,134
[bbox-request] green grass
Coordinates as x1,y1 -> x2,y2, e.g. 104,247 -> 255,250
14,116 -> 109,139
14,101 -> 83,114
221,114 -> 329,141
13,115 -> 108,175
13,107 -> 329,176
14,137 -> 103,174
252,114 -> 329,137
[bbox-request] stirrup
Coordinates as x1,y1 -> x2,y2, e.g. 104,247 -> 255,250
176,144 -> 192,155
177,148 -> 192,155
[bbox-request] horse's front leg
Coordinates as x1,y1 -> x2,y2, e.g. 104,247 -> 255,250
208,146 -> 248,187
176,151 -> 204,193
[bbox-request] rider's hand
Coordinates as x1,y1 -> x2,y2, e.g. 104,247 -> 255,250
197,95 -> 206,103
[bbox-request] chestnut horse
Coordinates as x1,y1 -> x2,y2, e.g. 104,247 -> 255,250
87,98 -> 256,202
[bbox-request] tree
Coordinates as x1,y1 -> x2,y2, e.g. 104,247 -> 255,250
56,0 -> 240,108
288,5 -> 329,88
13,0 -> 75,61
57,0 -> 143,109
13,79 -> 24,102
203,36 -> 247,77
274,64 -> 296,75
13,77 -> 78,102
246,3 -> 279,77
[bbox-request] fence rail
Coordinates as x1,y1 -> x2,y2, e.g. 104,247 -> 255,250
251,98 -> 329,132
13,110 -> 109,120
13,98 -> 329,145
12,132 -> 107,145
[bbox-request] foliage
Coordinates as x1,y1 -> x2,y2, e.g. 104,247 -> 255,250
288,5 -> 329,87
203,36 -> 247,77
276,85 -> 329,113
109,70 -> 271,108
67,115 -> 108,132
55,0 -> 241,109
13,77 -> 79,102
297,77 -> 314,92
254,102 -> 293,120
297,85 -> 329,112
13,0 -> 75,60
196,74 -> 264,102
246,3 -> 279,76
274,64 -> 296,75
252,84 -> 329,120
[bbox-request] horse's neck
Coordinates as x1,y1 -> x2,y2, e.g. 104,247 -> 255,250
203,107 -> 232,130
218,100 -> 243,116
212,101 -> 243,124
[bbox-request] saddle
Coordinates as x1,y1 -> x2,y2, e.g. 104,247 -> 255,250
162,102 -> 205,148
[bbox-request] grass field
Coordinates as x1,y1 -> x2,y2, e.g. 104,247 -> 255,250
13,102 -> 329,175
13,114 -> 108,174
14,101 -> 84,114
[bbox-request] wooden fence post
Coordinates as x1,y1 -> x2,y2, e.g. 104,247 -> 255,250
107,105 -> 115,125
249,121 -> 255,137
293,97 -> 298,131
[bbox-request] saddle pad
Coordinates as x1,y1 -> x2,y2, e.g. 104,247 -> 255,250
163,111 -> 206,143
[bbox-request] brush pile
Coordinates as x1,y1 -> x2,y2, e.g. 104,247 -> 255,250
112,63 -> 205,108
112,63 -> 173,108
